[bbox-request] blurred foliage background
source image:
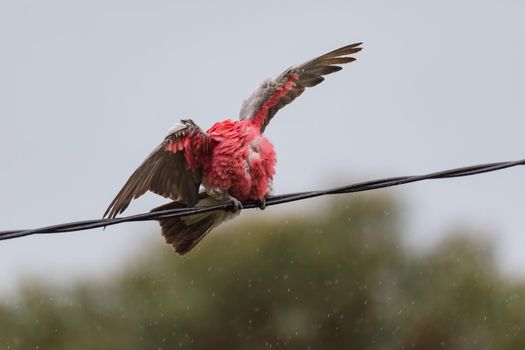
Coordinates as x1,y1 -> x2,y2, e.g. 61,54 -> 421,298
1,194 -> 525,349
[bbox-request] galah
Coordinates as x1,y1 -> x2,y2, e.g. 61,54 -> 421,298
104,43 -> 363,254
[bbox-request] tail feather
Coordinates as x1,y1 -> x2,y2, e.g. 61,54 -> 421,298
151,195 -> 239,255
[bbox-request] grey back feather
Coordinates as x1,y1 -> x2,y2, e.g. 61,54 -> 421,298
239,78 -> 277,121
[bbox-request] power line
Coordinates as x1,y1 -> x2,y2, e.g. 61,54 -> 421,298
0,158 -> 523,241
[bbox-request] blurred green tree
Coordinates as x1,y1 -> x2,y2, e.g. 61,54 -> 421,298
1,194 -> 525,349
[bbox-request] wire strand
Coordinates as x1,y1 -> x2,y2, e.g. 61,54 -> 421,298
1,158 -> 523,241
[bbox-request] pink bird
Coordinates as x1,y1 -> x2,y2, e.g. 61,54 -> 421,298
104,43 -> 362,254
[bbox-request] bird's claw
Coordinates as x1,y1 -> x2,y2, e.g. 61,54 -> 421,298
255,197 -> 266,210
228,197 -> 243,213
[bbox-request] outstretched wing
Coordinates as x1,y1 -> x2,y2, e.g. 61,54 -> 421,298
104,119 -> 208,219
239,42 -> 362,132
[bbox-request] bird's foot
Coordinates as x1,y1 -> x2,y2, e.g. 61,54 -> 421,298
255,197 -> 266,210
226,195 -> 243,213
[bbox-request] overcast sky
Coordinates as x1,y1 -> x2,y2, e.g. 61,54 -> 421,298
0,0 -> 523,294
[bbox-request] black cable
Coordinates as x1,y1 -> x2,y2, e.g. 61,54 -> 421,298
0,158 -> 523,241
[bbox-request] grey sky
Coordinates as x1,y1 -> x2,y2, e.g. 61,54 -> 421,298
1,0 -> 524,294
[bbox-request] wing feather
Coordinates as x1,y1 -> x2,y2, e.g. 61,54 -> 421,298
240,42 -> 362,132
104,119 -> 207,219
